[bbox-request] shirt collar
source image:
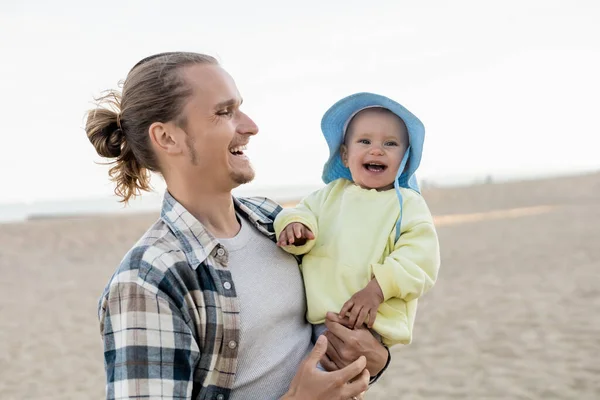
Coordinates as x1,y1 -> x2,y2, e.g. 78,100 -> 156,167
159,191 -> 277,268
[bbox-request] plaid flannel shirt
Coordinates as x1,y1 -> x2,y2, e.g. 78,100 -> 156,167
98,191 -> 389,400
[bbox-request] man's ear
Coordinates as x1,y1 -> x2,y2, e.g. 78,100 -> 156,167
148,121 -> 184,156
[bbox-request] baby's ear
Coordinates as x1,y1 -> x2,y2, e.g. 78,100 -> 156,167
340,144 -> 349,167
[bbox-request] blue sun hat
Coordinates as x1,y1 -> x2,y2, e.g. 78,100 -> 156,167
321,92 -> 425,241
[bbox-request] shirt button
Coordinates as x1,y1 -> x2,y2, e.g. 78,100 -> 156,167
223,281 -> 231,290
217,395 -> 224,400
228,340 -> 237,349
216,247 -> 225,257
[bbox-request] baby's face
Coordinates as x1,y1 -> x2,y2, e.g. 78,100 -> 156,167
341,109 -> 409,191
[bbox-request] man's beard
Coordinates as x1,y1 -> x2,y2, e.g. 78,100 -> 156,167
230,164 -> 255,185
185,134 -> 255,186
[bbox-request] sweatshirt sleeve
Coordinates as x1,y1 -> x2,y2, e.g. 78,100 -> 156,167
274,183 -> 334,255
371,191 -> 441,302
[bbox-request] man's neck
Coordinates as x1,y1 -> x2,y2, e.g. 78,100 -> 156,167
167,184 -> 240,239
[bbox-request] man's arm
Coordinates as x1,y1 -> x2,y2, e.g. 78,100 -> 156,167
99,281 -> 199,399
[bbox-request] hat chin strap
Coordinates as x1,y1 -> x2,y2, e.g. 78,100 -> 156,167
393,146 -> 411,242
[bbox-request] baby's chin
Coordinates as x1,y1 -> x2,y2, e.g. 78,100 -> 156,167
353,180 -> 396,192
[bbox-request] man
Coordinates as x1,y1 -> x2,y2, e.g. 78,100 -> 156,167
86,52 -> 390,399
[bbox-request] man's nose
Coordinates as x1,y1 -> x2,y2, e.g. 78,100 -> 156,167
238,111 -> 259,136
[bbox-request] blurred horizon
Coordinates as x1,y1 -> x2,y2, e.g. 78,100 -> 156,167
1,168 -> 598,223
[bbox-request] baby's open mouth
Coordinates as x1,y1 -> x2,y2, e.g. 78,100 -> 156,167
363,162 -> 387,172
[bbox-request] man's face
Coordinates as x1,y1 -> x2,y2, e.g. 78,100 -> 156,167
168,64 -> 259,191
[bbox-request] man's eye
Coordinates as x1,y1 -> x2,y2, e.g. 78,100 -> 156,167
217,109 -> 233,117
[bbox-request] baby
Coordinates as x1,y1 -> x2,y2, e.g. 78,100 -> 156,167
274,92 -> 441,361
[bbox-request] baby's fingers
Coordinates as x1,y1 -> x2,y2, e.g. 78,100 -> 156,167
339,299 -> 354,319
293,223 -> 303,239
285,226 -> 296,244
277,231 -> 288,246
355,307 -> 370,329
367,309 -> 377,328
303,227 -> 315,240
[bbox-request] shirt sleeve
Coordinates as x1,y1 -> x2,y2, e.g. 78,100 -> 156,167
371,192 -> 441,302
369,345 -> 392,386
99,280 -> 200,399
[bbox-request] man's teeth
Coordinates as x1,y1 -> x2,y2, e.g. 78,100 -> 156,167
230,145 -> 247,154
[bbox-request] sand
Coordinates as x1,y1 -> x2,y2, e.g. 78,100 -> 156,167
1,172 -> 599,399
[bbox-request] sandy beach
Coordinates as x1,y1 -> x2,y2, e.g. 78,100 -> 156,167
1,172 -> 599,399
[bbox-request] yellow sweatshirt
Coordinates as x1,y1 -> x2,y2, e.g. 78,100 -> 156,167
274,178 -> 440,346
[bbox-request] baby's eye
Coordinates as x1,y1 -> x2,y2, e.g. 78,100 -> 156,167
385,141 -> 398,146
358,139 -> 371,145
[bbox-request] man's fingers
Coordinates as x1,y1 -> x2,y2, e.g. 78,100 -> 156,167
341,368 -> 370,399
334,355 -> 367,384
339,300 -> 353,319
326,311 -> 354,329
319,353 -> 339,372
324,330 -> 345,348
306,335 -> 328,367
323,331 -> 344,367
324,315 -> 352,339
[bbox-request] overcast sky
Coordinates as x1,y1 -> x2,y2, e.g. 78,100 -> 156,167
1,0 -> 599,204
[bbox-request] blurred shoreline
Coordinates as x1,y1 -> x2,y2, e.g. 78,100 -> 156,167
2,169 -> 598,224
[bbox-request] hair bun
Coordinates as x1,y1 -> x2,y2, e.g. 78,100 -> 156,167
99,121 -> 124,158
85,108 -> 125,159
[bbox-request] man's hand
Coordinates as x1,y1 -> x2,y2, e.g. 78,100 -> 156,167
321,312 -> 389,378
277,222 -> 315,247
339,278 -> 384,329
282,335 -> 369,400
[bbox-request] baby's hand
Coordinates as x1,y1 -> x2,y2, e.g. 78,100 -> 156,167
339,278 -> 385,329
277,222 -> 315,247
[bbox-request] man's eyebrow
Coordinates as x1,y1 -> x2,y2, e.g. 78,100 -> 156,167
214,98 -> 243,109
